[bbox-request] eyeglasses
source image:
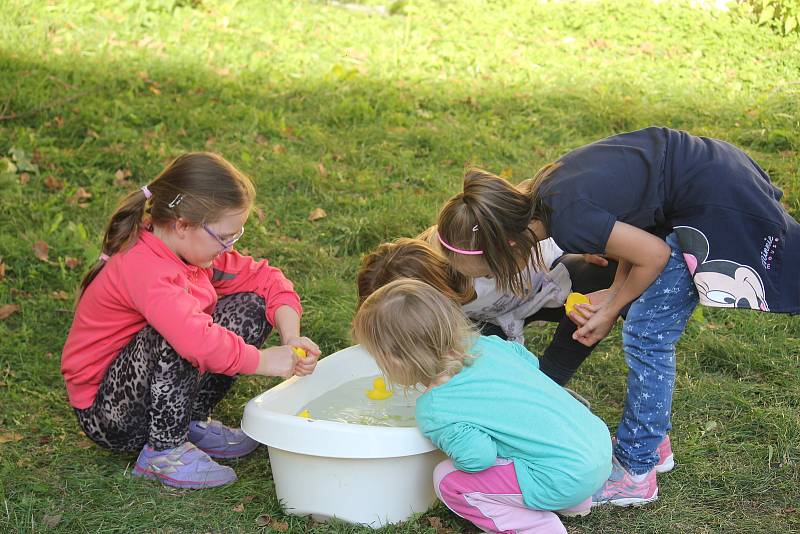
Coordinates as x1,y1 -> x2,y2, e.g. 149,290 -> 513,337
202,224 -> 245,251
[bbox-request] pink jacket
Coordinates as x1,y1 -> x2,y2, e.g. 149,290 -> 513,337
61,230 -> 302,409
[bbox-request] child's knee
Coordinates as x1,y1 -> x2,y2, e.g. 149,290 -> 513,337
432,459 -> 458,500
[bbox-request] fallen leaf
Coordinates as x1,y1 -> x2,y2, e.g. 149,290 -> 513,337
68,187 -> 92,206
253,206 -> 266,222
255,134 -> 268,145
51,290 -> 71,300
19,172 -> 30,184
272,144 -> 286,154
270,519 -> 289,532
308,208 -> 327,222
0,304 -> 20,320
44,175 -> 64,190
205,137 -> 216,148
0,430 -> 23,443
216,67 -> 231,77
55,116 -> 65,128
428,517 -> 443,530
41,514 -> 62,528
315,163 -> 328,177
75,438 -> 93,449
33,240 -> 49,262
784,506 -> 796,514
115,168 -> 132,181
255,514 -> 272,527
64,256 -> 80,269
0,260 -> 5,281
232,503 -> 244,513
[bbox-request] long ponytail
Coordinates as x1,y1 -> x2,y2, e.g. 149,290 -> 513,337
78,188 -> 149,297
437,168 -> 553,295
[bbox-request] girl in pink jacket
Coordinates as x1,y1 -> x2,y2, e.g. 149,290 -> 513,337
61,152 -> 320,489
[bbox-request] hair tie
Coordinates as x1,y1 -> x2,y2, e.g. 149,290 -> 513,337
140,185 -> 152,199
99,253 -> 110,262
436,232 -> 484,255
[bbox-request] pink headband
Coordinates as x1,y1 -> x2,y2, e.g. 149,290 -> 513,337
140,185 -> 152,199
436,232 -> 484,255
99,253 -> 110,262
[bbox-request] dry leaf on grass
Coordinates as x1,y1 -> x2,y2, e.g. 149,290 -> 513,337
0,304 -> 20,320
68,187 -> 92,206
51,290 -> 71,300
253,206 -> 266,222
41,514 -> 62,528
0,430 -> 24,444
231,503 -> 244,513
44,175 -> 64,190
0,260 -> 6,281
114,169 -> 132,186
33,240 -> 49,262
64,256 -> 80,269
308,208 -> 327,222
315,163 -> 328,177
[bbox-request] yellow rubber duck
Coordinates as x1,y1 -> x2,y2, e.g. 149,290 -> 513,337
297,409 -> 312,418
366,377 -> 393,400
292,347 -> 307,358
565,292 -> 591,315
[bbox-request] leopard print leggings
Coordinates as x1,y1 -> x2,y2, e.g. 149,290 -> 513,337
75,292 -> 270,452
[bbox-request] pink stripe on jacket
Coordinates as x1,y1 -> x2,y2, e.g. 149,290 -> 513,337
61,230 -> 302,409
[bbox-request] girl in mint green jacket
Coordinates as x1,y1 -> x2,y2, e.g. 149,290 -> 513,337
353,278 -> 612,534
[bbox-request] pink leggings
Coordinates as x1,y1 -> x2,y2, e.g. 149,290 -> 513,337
433,459 -> 590,534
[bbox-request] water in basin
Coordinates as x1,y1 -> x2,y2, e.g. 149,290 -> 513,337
301,376 -> 422,427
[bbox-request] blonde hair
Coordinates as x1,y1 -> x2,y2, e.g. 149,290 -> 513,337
437,165 -> 559,295
79,152 -> 255,298
352,278 -> 478,387
356,235 -> 475,308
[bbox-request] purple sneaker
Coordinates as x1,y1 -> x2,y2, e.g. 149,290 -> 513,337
188,419 -> 260,459
132,442 -> 237,489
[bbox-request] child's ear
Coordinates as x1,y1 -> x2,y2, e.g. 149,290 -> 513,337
173,217 -> 192,238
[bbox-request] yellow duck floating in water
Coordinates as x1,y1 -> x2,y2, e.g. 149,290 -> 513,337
366,377 -> 393,400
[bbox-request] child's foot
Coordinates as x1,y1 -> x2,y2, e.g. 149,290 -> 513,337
133,442 -> 237,489
591,457 -> 658,507
612,435 -> 675,473
654,435 -> 674,473
563,387 -> 591,409
558,496 -> 592,518
188,418 -> 260,459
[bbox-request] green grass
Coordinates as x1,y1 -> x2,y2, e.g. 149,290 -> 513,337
1,0 -> 799,532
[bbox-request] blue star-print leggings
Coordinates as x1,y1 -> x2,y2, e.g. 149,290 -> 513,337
615,232 -> 699,475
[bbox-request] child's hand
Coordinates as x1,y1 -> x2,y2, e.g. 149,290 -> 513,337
582,253 -> 609,267
285,336 -> 321,377
572,309 -> 618,347
255,346 -> 297,378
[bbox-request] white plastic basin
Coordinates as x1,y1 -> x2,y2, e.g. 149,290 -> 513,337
241,345 -> 445,528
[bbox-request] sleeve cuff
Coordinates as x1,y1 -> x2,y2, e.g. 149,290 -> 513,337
238,344 -> 261,375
